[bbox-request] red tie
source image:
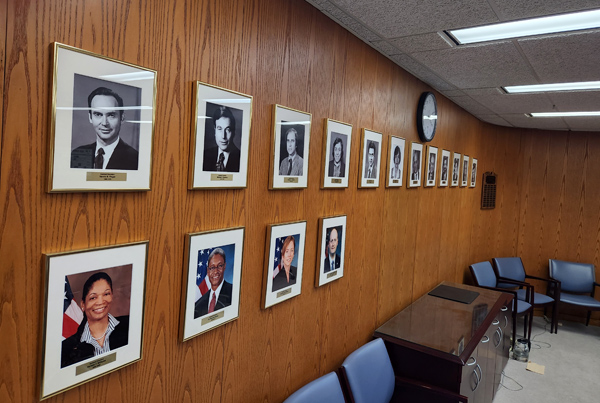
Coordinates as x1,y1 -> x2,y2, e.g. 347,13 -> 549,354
208,293 -> 216,313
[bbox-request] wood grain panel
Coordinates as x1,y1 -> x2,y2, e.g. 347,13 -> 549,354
3,0 -> 600,402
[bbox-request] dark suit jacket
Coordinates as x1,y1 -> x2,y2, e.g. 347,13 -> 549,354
70,138 -> 139,170
324,253 -> 341,273
194,281 -> 233,318
364,164 -> 377,179
328,160 -> 346,177
203,145 -> 241,172
61,316 -> 130,368
272,266 -> 297,292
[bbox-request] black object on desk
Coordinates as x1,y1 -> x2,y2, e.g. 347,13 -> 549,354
428,284 -> 479,304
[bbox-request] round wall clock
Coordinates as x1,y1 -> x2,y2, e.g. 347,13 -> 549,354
417,92 -> 438,142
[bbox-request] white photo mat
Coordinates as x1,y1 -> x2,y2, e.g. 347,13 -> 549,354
438,149 -> 451,187
322,119 -> 352,188
316,215 -> 347,287
49,43 -> 156,192
470,158 -> 478,188
408,142 -> 423,188
424,145 -> 438,187
41,242 -> 148,399
181,228 -> 244,341
451,152 -> 461,187
461,154 -> 470,187
358,129 -> 383,188
386,136 -> 405,188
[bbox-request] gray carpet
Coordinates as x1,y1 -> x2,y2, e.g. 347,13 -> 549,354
493,316 -> 600,403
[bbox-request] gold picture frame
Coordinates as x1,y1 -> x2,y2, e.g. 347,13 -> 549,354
358,128 -> 383,188
322,119 -> 353,188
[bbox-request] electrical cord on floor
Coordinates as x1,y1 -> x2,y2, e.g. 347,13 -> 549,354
529,318 -> 552,349
498,370 -> 524,391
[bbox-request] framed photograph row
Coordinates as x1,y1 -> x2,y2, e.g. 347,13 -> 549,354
408,142 -> 478,189
40,216 -> 346,398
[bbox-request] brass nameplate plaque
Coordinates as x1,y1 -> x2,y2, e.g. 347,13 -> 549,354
412,180 -> 417,185
276,288 -> 292,298
393,180 -> 399,184
211,174 -> 233,181
367,179 -> 374,184
284,177 -> 298,183
86,172 -> 127,182
201,310 -> 225,325
331,179 -> 342,184
75,352 -> 116,376
326,271 -> 337,278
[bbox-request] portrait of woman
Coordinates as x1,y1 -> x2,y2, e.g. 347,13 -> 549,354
390,146 -> 402,179
61,272 -> 129,368
272,235 -> 297,292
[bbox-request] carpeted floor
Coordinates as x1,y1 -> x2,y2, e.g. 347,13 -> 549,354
493,316 -> 600,403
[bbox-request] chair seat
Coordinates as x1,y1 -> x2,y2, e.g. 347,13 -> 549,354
515,289 -> 554,305
559,293 -> 600,308
515,299 -> 532,314
284,372 -> 345,403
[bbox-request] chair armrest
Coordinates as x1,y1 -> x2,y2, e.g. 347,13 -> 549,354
525,274 -> 559,284
497,277 -> 534,303
394,375 -> 468,403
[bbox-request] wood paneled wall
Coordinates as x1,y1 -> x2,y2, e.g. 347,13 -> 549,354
0,0 -> 598,402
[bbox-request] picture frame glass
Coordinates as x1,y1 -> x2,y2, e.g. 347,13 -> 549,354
470,158 -> 478,187
316,216 -> 347,287
190,81 -> 252,189
270,105 -> 311,189
408,142 -> 423,188
439,149 -> 451,187
451,152 -> 461,187
359,129 -> 383,188
386,136 -> 405,187
461,155 -> 469,186
181,228 -> 244,341
49,43 -> 156,192
425,145 -> 438,187
41,242 -> 148,399
322,119 -> 352,188
263,221 -> 306,308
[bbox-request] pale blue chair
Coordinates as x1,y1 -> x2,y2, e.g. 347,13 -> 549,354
283,371 -> 345,403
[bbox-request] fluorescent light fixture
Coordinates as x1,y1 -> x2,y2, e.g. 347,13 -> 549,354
529,111 -> 600,117
448,9 -> 600,44
504,81 -> 600,93
99,72 -> 155,82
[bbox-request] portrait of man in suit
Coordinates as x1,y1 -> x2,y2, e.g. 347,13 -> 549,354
364,141 -> 378,179
452,157 -> 459,182
324,227 -> 341,273
203,105 -> 241,172
441,155 -> 449,181
328,136 -> 346,178
279,127 -> 304,176
70,87 -> 139,170
411,149 -> 421,181
471,162 -> 477,185
194,248 -> 233,318
427,152 -> 436,182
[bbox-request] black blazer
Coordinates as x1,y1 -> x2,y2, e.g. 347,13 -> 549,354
324,254 -> 341,273
328,159 -> 346,177
203,145 -> 241,172
61,316 -> 130,368
70,138 -> 139,170
194,281 -> 233,318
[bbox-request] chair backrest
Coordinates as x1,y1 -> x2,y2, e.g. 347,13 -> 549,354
283,372 -> 345,403
549,259 -> 595,293
341,338 -> 395,403
470,261 -> 498,287
492,257 -> 526,282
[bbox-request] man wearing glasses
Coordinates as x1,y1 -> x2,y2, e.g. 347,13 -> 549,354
194,248 -> 233,318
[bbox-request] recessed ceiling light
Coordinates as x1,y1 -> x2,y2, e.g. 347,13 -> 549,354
529,112 -> 600,117
504,81 -> 600,93
447,9 -> 600,45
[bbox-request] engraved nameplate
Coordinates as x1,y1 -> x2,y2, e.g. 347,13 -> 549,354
367,179 -> 374,184
284,177 -> 298,183
276,288 -> 292,298
86,172 -> 127,181
75,352 -> 117,376
326,271 -> 337,278
201,310 -> 225,325
211,174 -> 233,181
393,180 -> 399,184
331,179 -> 342,184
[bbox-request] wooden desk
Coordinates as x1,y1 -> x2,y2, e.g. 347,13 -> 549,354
374,282 -> 513,403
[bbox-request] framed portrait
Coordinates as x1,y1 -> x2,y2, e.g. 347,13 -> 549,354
470,158 -> 478,188
316,215 -> 347,287
358,129 -> 383,188
407,142 -> 423,188
439,149 -> 451,187
269,105 -> 312,189
262,221 -> 307,309
180,227 -> 244,341
189,81 -> 253,189
451,152 -> 461,187
424,145 -> 438,187
40,241 -> 148,399
461,154 -> 470,187
322,119 -> 352,188
386,136 -> 405,188
48,43 -> 156,193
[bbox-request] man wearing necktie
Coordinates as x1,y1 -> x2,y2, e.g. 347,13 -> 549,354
278,127 -> 303,176
71,87 -> 139,170
194,248 -> 233,318
364,141 -> 377,179
203,105 -> 241,172
324,227 -> 341,273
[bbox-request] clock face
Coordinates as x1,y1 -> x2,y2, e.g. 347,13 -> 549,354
417,92 -> 438,142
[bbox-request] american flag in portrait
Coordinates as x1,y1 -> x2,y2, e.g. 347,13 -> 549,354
63,277 -> 83,339
272,236 -> 285,278
196,248 -> 212,301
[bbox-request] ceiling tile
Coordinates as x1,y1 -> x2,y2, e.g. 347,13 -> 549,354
487,0 -> 600,21
331,0 -> 498,38
501,114 -> 570,130
389,32 -> 454,53
370,40 -> 402,55
447,95 -> 494,115
476,114 -> 513,127
562,117 -> 600,132
411,42 -> 538,88
391,54 -> 457,91
547,91 -> 600,112
467,93 -> 556,114
518,30 -> 600,83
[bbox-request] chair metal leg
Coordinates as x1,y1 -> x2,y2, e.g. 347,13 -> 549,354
552,300 -> 558,334
586,311 -> 591,326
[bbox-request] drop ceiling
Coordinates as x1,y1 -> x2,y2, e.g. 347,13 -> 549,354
304,0 -> 600,132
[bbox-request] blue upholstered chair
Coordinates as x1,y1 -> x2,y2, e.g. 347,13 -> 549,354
549,259 -> 600,327
283,371 -> 345,403
492,257 -> 559,333
339,338 -> 467,403
470,261 -> 533,348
